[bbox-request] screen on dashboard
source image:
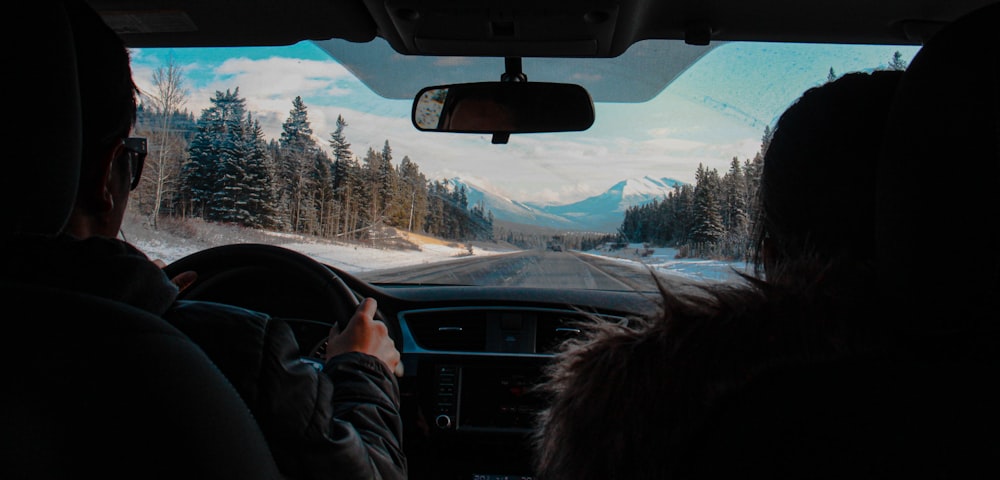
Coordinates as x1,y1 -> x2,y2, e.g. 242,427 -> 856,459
458,365 -> 543,430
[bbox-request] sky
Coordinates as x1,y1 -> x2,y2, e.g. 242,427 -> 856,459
128,39 -> 919,206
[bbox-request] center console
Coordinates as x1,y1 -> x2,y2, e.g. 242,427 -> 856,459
403,354 -> 547,480
396,306 -> 621,480
433,362 -> 544,431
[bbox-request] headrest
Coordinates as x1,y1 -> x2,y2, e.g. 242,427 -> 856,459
876,2 -> 999,330
3,2 -> 81,236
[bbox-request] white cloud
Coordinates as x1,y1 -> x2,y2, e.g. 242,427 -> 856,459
435,57 -> 474,67
571,72 -> 603,82
641,137 -> 706,152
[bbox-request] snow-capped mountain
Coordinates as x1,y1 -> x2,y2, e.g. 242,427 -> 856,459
448,176 -> 684,232
446,179 -> 578,230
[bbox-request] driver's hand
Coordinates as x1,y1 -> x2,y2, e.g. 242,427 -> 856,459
152,259 -> 198,293
325,297 -> 403,377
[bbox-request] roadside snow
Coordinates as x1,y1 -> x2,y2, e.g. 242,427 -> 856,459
129,218 -> 744,284
282,241 -> 509,273
579,243 -> 751,283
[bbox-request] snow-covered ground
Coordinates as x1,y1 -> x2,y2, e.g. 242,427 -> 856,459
577,244 -> 751,284
134,225 -> 749,285
131,222 -> 514,276
281,239 -> 509,273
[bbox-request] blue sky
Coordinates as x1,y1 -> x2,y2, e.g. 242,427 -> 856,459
128,39 -> 919,205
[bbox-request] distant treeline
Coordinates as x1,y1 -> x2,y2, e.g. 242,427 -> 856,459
132,89 -> 493,244
617,53 -> 909,260
617,134 -> 767,261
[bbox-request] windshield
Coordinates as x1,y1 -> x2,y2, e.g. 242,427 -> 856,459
122,39 -> 918,291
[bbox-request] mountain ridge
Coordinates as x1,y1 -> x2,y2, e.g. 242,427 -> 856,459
448,176 -> 685,233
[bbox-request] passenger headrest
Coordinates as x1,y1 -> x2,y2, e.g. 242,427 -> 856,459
3,2 -> 81,236
876,2 -> 999,330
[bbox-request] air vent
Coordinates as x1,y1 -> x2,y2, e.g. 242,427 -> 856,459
535,311 -> 628,353
535,312 -> 588,353
405,310 -> 488,351
404,308 -> 627,354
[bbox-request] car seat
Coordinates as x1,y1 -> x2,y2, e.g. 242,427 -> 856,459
0,2 -> 281,478
876,1 -> 999,338
676,3 -> 1000,478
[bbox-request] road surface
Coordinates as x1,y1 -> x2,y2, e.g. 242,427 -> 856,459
357,249 -> 695,292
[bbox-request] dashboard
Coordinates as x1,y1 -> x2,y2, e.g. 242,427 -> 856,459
166,245 -> 661,480
347,281 -> 661,480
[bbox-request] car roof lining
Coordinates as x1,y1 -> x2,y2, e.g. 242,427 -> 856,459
89,0 -> 995,50
86,0 -> 997,102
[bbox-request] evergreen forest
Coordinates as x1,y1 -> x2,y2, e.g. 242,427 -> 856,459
617,52 -> 908,261
132,89 -> 494,246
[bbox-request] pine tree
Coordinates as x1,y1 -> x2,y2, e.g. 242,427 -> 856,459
219,113 -> 250,224
361,147 -> 382,234
337,155 -> 362,239
311,148 -> 336,237
469,200 -> 494,240
424,180 -> 446,236
397,156 -> 428,232
674,184 -> 696,246
280,97 -> 313,145
760,124 -> 774,156
690,164 -> 726,256
276,96 -> 321,233
328,115 -> 355,237
183,88 -> 246,220
329,115 -> 352,164
742,154 -> 764,259
208,92 -> 257,224
451,183 -> 470,240
379,140 -> 400,226
721,157 -> 750,258
240,115 -> 280,229
888,51 -> 908,71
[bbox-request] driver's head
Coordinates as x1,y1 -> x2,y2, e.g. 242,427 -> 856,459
63,0 -> 141,239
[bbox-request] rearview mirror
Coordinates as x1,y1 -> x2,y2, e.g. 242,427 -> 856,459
412,82 -> 595,135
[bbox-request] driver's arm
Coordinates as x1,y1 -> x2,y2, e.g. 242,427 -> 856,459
164,301 -> 406,480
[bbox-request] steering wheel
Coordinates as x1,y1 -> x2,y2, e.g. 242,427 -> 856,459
163,243 -> 362,359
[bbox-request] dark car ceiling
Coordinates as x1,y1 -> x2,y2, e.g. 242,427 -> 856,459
89,0 -> 996,51
86,0 -> 998,102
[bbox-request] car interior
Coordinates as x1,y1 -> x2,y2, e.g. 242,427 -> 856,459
2,3 -> 282,479
3,0 -> 998,479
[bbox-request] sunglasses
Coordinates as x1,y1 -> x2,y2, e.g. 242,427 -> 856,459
121,137 -> 147,190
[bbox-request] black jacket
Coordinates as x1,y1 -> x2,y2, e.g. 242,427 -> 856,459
4,234 -> 406,480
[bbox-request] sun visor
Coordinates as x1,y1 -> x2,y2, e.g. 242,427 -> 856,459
314,37 -> 719,103
92,0 -> 377,47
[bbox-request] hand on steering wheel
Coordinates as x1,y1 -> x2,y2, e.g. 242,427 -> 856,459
161,244 -> 403,371
162,243 -> 360,330
153,258 -> 197,292
323,297 -> 403,377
